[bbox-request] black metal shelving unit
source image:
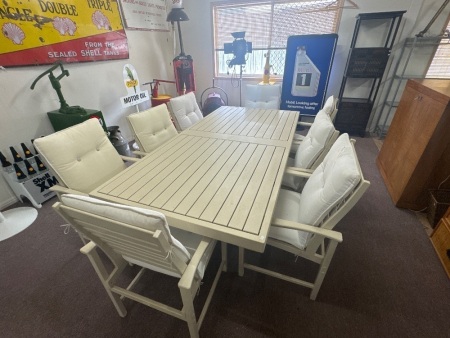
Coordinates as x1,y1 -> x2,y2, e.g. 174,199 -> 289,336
335,11 -> 406,137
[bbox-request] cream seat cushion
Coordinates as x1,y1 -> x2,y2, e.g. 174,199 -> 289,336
61,194 -> 214,279
127,104 -> 178,153
271,134 -> 361,249
167,92 -> 203,131
34,119 -> 126,194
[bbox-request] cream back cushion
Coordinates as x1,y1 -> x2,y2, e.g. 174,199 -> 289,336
282,110 -> 336,190
127,104 -> 178,153
294,110 -> 335,168
167,92 -> 203,131
244,84 -> 281,109
298,133 -> 361,227
322,95 -> 335,116
34,119 -> 126,194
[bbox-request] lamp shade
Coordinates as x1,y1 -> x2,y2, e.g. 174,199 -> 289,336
166,8 -> 189,22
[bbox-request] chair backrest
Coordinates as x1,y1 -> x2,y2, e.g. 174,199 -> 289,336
244,84 -> 281,109
294,109 -> 339,170
34,119 -> 126,194
296,133 -> 370,248
322,95 -> 338,121
56,194 -> 193,278
167,92 -> 203,131
127,104 -> 178,153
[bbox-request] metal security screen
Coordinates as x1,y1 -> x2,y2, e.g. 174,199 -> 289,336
213,0 -> 343,77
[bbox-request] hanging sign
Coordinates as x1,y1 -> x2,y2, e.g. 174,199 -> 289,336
118,0 -> 169,31
0,0 -> 129,67
280,34 -> 338,116
120,63 -> 150,108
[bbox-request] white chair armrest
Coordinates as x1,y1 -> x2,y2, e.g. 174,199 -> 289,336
132,150 -> 149,158
80,240 -> 97,255
50,185 -> 89,196
120,155 -> 139,162
284,167 -> 313,177
297,121 -> 313,127
271,218 -> 343,242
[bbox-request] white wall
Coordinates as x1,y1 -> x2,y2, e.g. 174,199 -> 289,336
0,28 -> 177,208
2,0 -> 450,208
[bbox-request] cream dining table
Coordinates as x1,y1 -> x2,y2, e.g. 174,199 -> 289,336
90,106 -> 299,253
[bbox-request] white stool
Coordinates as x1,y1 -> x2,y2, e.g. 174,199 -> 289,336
0,207 -> 38,241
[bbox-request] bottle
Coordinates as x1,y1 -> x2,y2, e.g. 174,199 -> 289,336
24,159 -> 37,177
263,52 -> 271,84
0,151 -> 12,167
291,46 -> 321,97
34,156 -> 47,171
13,163 -> 27,181
21,143 -> 34,158
10,146 -> 23,162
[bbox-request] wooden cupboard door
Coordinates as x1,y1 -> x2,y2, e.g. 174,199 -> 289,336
377,83 -> 447,208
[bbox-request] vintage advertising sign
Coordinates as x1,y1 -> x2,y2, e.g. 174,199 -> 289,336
0,0 -> 129,67
120,63 -> 149,108
280,34 -> 338,116
119,0 -> 169,31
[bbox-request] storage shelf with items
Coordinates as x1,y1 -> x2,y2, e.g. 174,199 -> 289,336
335,11 -> 406,137
1,142 -> 57,209
373,36 -> 450,137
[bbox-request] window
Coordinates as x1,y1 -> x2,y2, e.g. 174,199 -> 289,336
212,0 -> 343,78
426,20 -> 450,78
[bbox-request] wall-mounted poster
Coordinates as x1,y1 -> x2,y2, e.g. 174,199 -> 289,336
0,0 -> 129,67
280,34 -> 338,116
119,0 -> 169,31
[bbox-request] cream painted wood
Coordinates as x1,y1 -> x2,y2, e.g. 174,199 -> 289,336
53,198 -> 226,338
90,107 -> 299,253
238,137 -> 370,300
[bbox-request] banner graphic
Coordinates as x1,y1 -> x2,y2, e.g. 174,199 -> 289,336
0,0 -> 129,67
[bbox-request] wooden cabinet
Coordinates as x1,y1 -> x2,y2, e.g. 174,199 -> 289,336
431,206 -> 450,278
377,79 -> 450,210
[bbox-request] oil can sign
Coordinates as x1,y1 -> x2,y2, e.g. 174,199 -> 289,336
120,63 -> 150,108
280,34 -> 338,116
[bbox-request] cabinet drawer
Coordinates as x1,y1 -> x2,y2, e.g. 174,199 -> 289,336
430,219 -> 450,278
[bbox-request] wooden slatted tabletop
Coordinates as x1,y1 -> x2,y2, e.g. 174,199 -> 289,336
90,106 -> 299,252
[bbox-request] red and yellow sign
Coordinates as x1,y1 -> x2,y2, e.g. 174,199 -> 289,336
0,0 -> 129,67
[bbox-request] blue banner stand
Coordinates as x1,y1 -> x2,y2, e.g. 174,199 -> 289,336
280,34 -> 338,116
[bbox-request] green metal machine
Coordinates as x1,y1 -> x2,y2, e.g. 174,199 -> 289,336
31,62 -> 106,132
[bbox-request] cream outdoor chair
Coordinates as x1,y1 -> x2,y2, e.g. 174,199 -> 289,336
293,95 -> 338,147
239,133 -> 370,300
34,118 -> 138,198
282,109 -> 339,191
244,83 -> 281,109
126,104 -> 178,154
167,92 -> 203,131
53,194 -> 226,338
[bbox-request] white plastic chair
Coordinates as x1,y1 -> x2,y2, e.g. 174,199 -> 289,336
239,134 -> 370,300
54,194 -> 226,338
244,83 -> 281,109
127,104 -> 178,154
167,92 -> 203,131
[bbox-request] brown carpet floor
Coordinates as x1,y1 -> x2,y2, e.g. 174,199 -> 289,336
1,137 -> 449,338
